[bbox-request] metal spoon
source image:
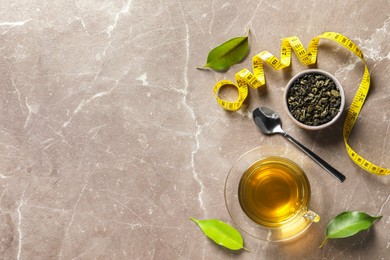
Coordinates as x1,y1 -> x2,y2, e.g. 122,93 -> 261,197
253,107 -> 346,183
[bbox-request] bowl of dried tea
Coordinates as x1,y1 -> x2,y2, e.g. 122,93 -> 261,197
284,69 -> 345,130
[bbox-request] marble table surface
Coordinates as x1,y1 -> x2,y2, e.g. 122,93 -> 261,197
1,0 -> 389,259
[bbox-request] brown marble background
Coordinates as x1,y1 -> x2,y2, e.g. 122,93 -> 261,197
0,0 -> 389,259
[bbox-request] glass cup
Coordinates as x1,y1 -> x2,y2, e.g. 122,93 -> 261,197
225,146 -> 320,242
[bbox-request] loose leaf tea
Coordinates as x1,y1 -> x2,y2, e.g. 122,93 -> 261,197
198,34 -> 249,71
320,211 -> 382,248
190,217 -> 249,251
287,72 -> 341,126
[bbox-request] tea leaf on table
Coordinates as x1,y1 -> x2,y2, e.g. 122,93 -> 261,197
198,33 -> 249,71
320,211 -> 382,248
190,217 -> 249,251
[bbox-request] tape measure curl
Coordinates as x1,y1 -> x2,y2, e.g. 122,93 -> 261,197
213,31 -> 390,175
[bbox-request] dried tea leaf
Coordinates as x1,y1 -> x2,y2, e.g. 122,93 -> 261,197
286,72 -> 341,126
199,34 -> 249,71
190,217 -> 249,251
320,211 -> 382,248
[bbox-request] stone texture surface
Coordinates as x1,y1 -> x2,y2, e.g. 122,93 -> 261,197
0,0 -> 389,259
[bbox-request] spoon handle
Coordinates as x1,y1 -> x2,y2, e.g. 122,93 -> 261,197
283,133 -> 346,182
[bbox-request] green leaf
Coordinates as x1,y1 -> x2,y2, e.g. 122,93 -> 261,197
199,34 -> 249,71
190,217 -> 249,251
320,211 -> 382,248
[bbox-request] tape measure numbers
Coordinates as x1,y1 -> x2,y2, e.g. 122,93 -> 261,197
213,32 -> 390,175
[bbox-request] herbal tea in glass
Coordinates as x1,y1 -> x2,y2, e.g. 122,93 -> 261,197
238,156 -> 313,227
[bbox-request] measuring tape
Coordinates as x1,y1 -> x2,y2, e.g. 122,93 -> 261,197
213,32 -> 390,175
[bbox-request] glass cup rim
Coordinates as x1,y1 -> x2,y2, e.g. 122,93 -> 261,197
224,145 -> 319,242
237,156 -> 311,227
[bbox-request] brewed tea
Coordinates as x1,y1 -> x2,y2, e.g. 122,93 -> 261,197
238,157 -> 310,227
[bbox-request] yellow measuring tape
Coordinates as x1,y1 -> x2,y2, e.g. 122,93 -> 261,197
213,32 -> 390,176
